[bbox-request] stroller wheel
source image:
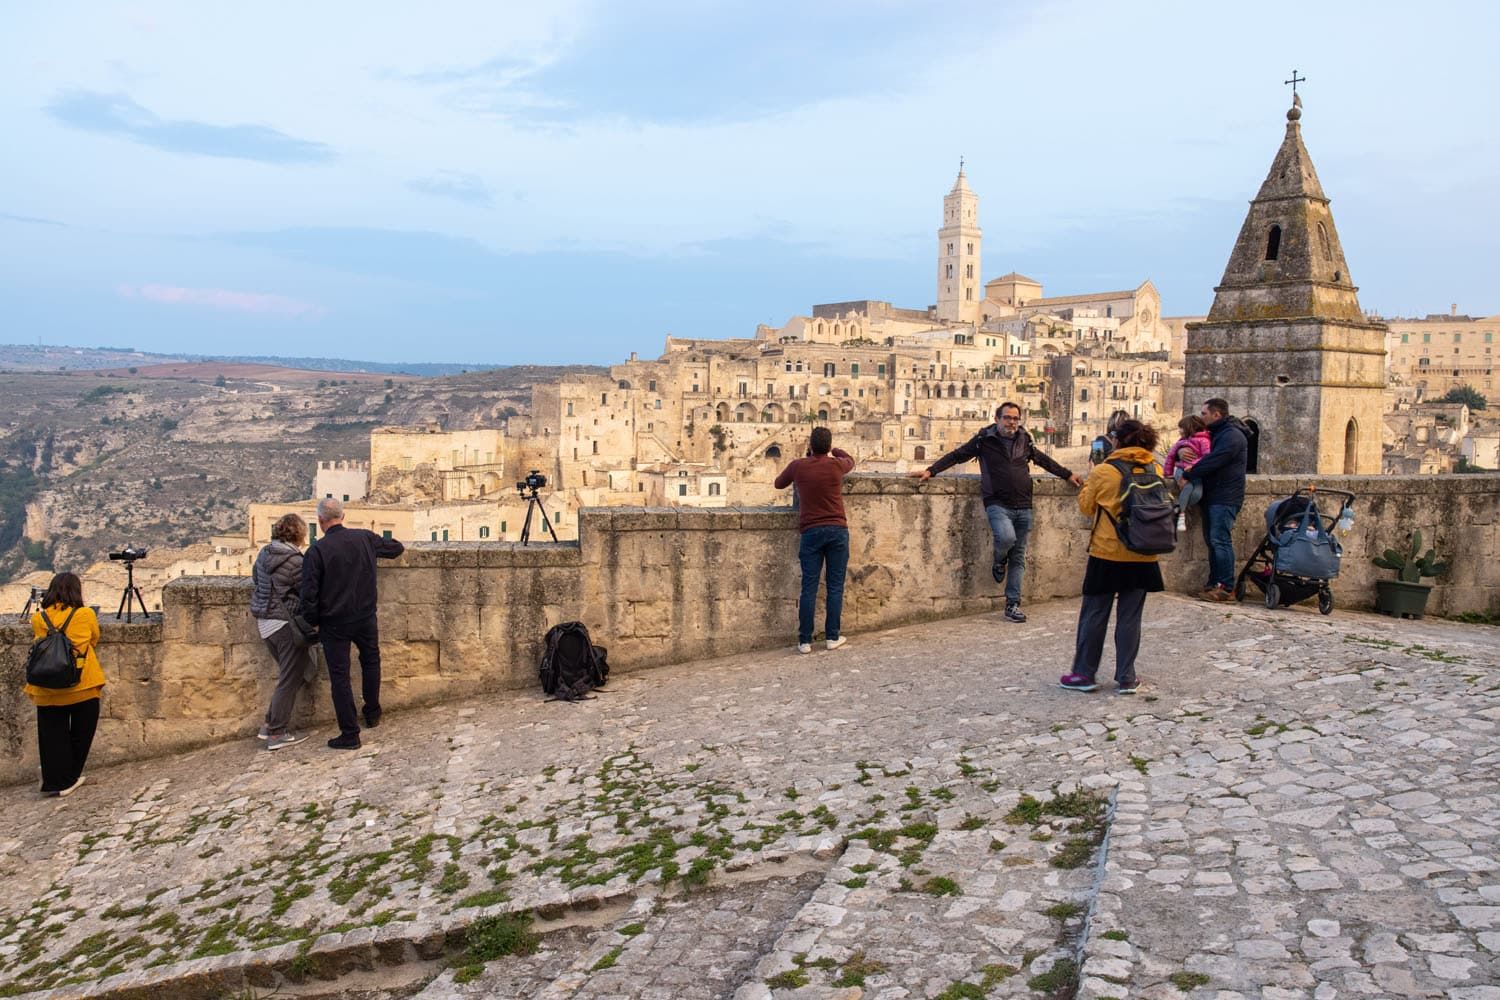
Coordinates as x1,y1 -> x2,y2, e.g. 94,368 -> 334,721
1233,575 -> 1247,602
1265,581 -> 1280,609
1319,590 -> 1334,616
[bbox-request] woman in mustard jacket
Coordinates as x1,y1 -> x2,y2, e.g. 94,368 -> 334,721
26,572 -> 106,796
1061,420 -> 1164,694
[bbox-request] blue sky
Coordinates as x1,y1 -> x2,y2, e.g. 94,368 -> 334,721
2,1 -> 1496,365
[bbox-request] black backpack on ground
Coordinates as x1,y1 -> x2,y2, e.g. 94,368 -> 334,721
538,622 -> 609,702
26,607 -> 83,689
1099,458 -> 1178,555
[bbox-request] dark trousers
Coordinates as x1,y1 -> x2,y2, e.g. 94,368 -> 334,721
320,616 -> 381,738
37,698 -> 100,792
798,526 -> 850,644
262,625 -> 315,734
1070,590 -> 1147,684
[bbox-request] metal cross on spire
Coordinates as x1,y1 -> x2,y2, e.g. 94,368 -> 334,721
1284,70 -> 1306,95
959,156 -> 965,173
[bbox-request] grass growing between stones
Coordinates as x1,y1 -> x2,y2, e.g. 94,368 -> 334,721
1169,970 -> 1211,991
1027,957 -> 1079,996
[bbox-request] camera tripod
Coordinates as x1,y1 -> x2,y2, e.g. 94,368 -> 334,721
115,559 -> 149,622
19,586 -> 44,619
518,486 -> 559,546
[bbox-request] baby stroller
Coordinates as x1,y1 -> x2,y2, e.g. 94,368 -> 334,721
1234,487 -> 1355,615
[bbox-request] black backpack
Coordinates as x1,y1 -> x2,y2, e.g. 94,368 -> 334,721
1099,458 -> 1178,555
538,622 -> 609,702
27,607 -> 83,689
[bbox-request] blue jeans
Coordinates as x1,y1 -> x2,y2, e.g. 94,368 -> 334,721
1202,503 -> 1241,590
798,526 -> 849,644
985,504 -> 1034,605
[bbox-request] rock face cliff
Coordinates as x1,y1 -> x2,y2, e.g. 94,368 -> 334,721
0,364 -> 601,584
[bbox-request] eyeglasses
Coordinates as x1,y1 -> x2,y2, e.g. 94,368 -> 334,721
999,414 -> 1022,421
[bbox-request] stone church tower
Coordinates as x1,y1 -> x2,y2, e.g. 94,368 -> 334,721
936,164 -> 982,324
1185,94 -> 1387,475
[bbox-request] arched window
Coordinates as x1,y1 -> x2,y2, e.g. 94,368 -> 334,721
617,380 -> 630,390
817,408 -> 829,422
1343,418 -> 1358,474
708,482 -> 721,496
1317,222 -> 1333,262
765,445 -> 782,460
1265,225 -> 1282,261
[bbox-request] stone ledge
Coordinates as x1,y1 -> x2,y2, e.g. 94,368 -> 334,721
9,848 -> 823,1000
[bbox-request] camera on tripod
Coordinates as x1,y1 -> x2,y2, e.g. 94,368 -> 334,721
516,471 -> 547,495
108,545 -> 150,621
109,546 -> 148,562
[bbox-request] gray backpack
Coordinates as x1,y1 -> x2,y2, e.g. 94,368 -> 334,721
1099,459 -> 1178,555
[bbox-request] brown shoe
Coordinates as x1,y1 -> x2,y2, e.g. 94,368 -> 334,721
1200,586 -> 1232,603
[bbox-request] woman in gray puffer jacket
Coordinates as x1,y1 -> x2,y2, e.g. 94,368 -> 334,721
249,514 -> 314,750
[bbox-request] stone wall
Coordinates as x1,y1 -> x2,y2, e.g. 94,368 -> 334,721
4,473 -> 1497,785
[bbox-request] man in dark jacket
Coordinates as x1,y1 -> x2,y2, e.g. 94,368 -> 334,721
301,498 -> 404,749
910,402 -> 1082,622
1180,397 -> 1249,601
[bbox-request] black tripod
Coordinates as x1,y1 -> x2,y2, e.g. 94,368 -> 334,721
518,485 -> 559,546
20,586 -> 44,619
115,558 -> 149,622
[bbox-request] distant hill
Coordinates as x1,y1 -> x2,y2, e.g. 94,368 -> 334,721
0,343 -> 517,377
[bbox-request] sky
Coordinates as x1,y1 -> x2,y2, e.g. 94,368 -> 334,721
1,1 -> 1497,365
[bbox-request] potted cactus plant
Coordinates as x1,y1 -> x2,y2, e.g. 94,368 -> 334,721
1371,529 -> 1448,619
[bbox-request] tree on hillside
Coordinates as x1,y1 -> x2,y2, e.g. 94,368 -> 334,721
1442,385 -> 1487,410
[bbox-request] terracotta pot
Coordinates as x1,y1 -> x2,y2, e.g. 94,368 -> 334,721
1374,579 -> 1432,619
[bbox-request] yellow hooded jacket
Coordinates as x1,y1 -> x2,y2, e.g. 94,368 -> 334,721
26,605 -> 106,707
1077,446 -> 1165,564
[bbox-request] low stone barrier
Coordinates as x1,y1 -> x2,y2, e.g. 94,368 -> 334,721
2,473 -> 1496,785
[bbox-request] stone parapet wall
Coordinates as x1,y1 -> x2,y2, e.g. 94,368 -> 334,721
3,473 -> 1497,785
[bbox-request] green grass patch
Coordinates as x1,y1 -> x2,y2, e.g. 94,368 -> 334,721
922,876 -> 961,896
617,922 -> 645,937
464,914 -> 539,961
591,945 -> 623,971
1101,929 -> 1129,941
835,949 -> 887,987
765,968 -> 809,989
1027,957 -> 1079,995
1169,971 -> 1211,991
1043,901 -> 1083,921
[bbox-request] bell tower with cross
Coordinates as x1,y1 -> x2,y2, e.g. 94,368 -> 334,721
936,158 -> 982,324
1184,77 -> 1388,475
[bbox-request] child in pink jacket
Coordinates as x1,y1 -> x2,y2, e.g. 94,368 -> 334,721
1164,415 -> 1211,530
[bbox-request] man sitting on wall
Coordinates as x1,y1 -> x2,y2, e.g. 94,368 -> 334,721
1180,397 -> 1249,602
300,498 -> 404,749
909,401 -> 1082,622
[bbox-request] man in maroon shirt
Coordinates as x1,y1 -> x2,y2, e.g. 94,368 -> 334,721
774,427 -> 856,654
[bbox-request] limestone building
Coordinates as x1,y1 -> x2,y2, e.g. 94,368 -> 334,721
1382,308 -> 1500,401
936,166 -> 982,323
1185,94 -> 1387,475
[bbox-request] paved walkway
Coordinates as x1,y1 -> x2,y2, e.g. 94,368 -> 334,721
1,596 -> 1497,999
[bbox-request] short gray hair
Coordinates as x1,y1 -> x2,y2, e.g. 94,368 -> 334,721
316,497 -> 345,522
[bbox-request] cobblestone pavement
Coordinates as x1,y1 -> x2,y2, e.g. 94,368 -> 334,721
0,596 -> 1497,999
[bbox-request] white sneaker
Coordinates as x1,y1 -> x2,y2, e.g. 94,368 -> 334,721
58,775 -> 86,797
1176,514 -> 1187,532
797,643 -> 812,654
826,636 -> 848,651
256,724 -> 270,740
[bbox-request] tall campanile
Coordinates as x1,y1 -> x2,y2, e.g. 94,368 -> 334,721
936,163 -> 982,324
1185,93 -> 1386,475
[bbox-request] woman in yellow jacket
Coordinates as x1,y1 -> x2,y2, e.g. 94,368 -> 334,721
1060,420 -> 1164,694
26,572 -> 105,796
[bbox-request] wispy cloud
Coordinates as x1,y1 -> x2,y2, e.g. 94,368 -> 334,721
407,171 -> 493,206
0,211 -> 67,227
46,90 -> 335,164
117,283 -> 326,318
409,4 -> 1031,126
